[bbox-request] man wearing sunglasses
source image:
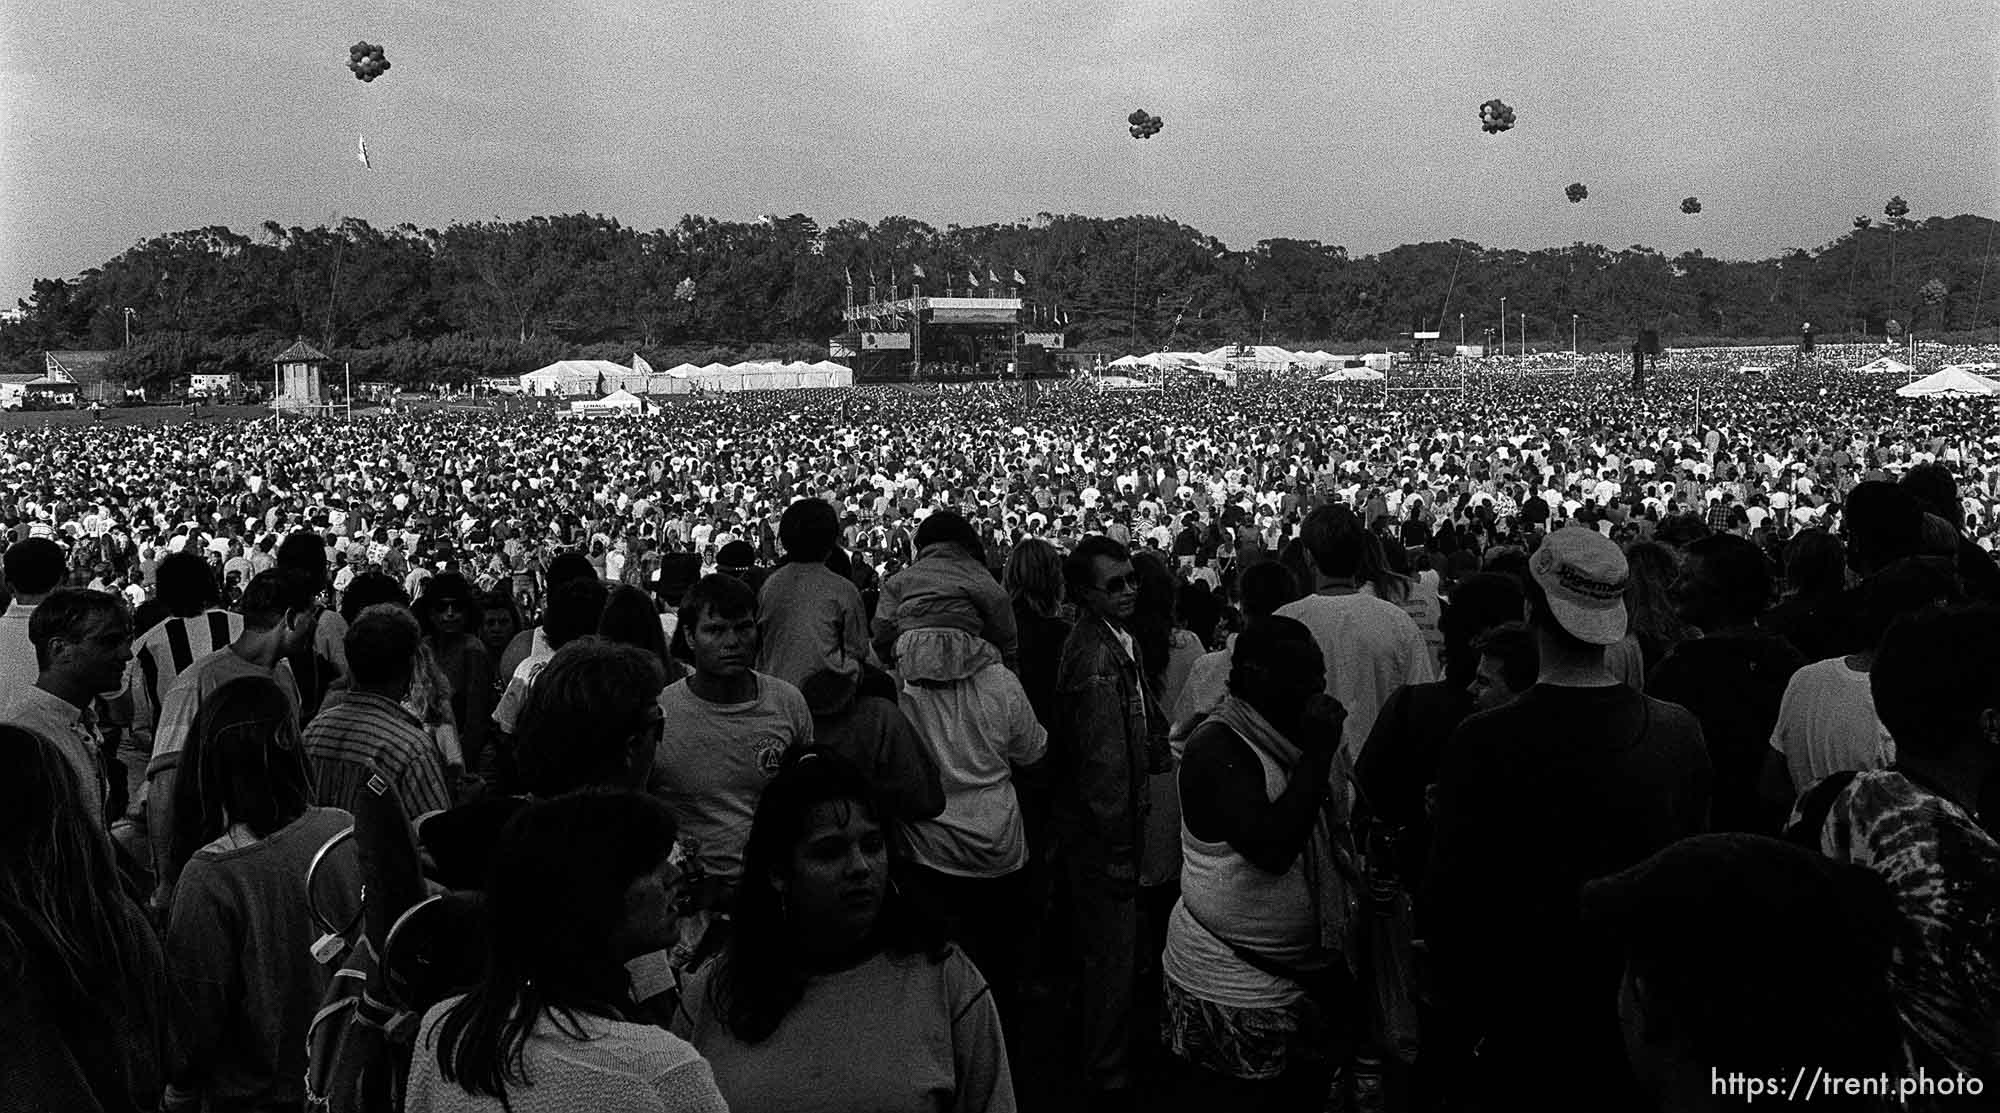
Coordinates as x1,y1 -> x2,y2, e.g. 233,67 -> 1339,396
1053,535 -> 1168,1109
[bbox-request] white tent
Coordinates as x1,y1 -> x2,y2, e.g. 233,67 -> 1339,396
569,388 -> 649,414
519,359 -> 626,397
1316,367 -> 1385,382
1854,355 -> 1916,375
1107,354 -> 1146,368
1092,375 -> 1159,390
1943,362 -> 2000,375
1895,366 -> 2000,398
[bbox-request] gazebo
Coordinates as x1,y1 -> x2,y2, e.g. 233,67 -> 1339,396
272,339 -> 331,413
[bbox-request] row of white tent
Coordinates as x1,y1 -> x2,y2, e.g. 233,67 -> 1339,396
521,356 -> 854,399
1106,345 -> 1389,384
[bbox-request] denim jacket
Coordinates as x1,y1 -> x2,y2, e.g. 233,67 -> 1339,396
1052,616 -> 1169,872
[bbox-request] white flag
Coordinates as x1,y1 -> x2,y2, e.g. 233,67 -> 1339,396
357,135 -> 371,169
632,353 -> 654,375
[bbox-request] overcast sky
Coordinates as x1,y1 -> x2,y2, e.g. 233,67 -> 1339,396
4,0 -> 1996,308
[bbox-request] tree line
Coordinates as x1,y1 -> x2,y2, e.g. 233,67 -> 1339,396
5,208 -> 1994,386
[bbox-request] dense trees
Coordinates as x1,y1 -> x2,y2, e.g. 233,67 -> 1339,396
6,209 -> 1994,386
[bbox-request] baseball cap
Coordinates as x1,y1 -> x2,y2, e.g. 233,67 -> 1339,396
1528,525 -> 1629,645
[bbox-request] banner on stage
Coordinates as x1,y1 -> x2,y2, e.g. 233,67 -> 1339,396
1020,331 -> 1065,348
861,332 -> 912,351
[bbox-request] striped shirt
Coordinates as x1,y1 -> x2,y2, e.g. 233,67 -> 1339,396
127,609 -> 244,745
304,691 -> 453,819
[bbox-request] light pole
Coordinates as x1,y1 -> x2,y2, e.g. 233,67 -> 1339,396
1519,312 -> 1525,357
122,307 -> 135,349
1500,297 -> 1507,357
1572,313 -> 1578,354
1459,312 -> 1465,348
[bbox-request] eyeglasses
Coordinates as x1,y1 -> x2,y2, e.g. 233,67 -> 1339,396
1096,575 -> 1136,594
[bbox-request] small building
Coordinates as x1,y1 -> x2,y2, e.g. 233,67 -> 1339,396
272,339 -> 330,412
0,372 -> 42,410
43,350 -> 122,402
24,376 -> 81,408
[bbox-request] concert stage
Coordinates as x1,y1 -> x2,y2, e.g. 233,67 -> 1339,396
834,295 -> 1066,383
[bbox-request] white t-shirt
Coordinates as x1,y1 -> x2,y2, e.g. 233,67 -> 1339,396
1769,657 -> 1894,789
1273,592 -> 1435,764
649,674 -> 814,880
895,664 -> 1048,877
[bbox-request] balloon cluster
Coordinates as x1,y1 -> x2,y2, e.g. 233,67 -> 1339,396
1565,182 -> 1588,204
348,41 -> 390,82
1680,196 -> 1702,214
1127,108 -> 1164,140
1478,98 -> 1515,134
1854,216 -> 1872,230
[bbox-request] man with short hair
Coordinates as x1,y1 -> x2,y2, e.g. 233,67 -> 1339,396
0,589 -> 133,828
0,537 -> 70,696
1466,620 -> 1537,713
145,570 -> 310,904
1274,506 -> 1433,767
120,551 -> 244,821
1424,526 -> 1711,1109
1052,535 -> 1167,1104
305,603 -> 453,819
1647,533 -> 1804,833
650,574 -> 813,908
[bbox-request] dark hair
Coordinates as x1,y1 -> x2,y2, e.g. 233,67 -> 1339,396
1624,541 -> 1690,648
155,551 -> 220,617
709,748 -> 943,1044
1782,530 -> 1847,602
1274,538 -> 1316,602
339,571 -> 411,624
275,531 -> 328,584
1128,550 -> 1178,686
1842,481 -> 1922,573
3,538 -> 67,596
678,572 -> 757,634
27,589 -> 129,672
515,638 -> 663,797
1871,604 -> 2000,760
913,511 -> 984,564
345,604 -> 422,689
1853,557 -> 1961,650
1002,538 -> 1063,618
597,585 -> 673,678
1061,535 -> 1131,601
1583,834 -> 1904,1086
238,570 -> 294,631
431,791 -> 680,1106
544,551 -> 597,591
1226,614 -> 1320,699
1238,560 -> 1297,620
1685,533 -> 1772,622
1439,572 -> 1527,688
1472,621 -> 1539,694
168,676 -> 312,886
778,499 -> 841,563
416,573 -> 482,640
1899,462 -> 1961,527
0,725 -> 162,1049
478,591 -> 523,650
1301,505 -> 1367,579
542,577 -> 609,650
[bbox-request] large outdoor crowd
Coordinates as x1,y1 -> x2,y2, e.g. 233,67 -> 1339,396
4,346 -> 2000,1113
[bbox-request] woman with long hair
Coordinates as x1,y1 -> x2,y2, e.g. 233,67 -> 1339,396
163,676 -> 361,1111
1623,541 -> 1692,674
674,749 -> 1014,1113
415,574 -> 496,779
599,583 -> 686,687
1360,532 -> 1444,673
410,790 -> 726,1112
0,724 -> 169,1112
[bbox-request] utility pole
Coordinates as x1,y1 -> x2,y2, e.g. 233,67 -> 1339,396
122,307 -> 135,349
1500,297 -> 1507,357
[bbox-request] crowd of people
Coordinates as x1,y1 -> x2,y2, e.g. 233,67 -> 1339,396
3,349 -> 2000,1112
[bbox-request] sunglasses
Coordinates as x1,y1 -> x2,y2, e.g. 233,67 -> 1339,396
1095,575 -> 1136,594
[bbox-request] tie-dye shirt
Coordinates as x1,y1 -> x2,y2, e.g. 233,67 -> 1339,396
1801,769 -> 2000,1078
